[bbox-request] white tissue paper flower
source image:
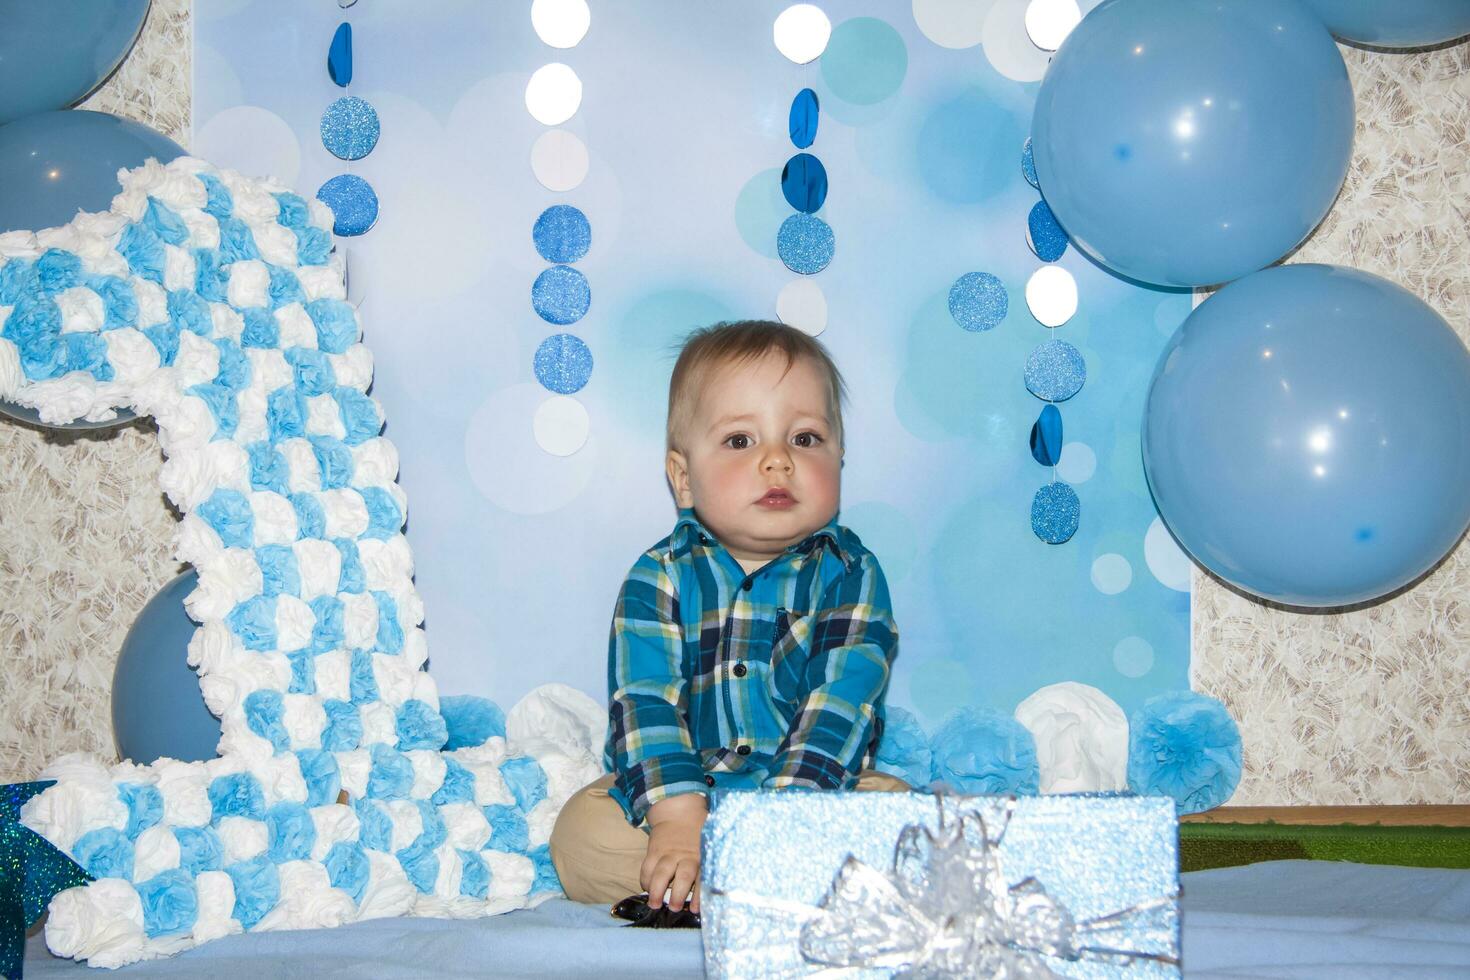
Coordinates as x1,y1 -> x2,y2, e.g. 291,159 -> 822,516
1014,681 -> 1129,793
255,861 -> 355,932
216,816 -> 269,864
507,683 -> 607,759
45,879 -> 148,969
483,851 -> 534,900
191,871 -> 241,944
406,750 -> 448,799
358,852 -> 418,921
20,755 -> 128,852
132,824 -> 182,882
309,804 -> 360,861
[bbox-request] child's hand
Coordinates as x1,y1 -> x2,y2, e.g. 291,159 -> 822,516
642,793 -> 708,914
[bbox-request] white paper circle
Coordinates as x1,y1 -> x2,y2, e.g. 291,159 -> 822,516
775,278 -> 828,336
532,395 -> 590,456
525,63 -> 583,126
912,0 -> 995,49
774,4 -> 833,64
1014,681 -> 1128,793
1090,553 -> 1132,594
529,129 -> 590,192
530,0 -> 591,48
1024,0 -> 1082,51
1055,441 -> 1095,484
1144,516 -> 1193,592
1025,264 -> 1078,327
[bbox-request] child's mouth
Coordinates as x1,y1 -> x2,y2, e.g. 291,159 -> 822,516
757,488 -> 795,509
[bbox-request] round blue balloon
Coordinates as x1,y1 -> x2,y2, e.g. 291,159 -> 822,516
1297,0 -> 1470,48
0,109 -> 183,234
0,0 -> 151,125
112,570 -> 222,765
1032,0 -> 1353,288
1142,264 -> 1470,607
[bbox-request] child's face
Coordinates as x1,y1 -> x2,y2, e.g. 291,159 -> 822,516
666,352 -> 842,572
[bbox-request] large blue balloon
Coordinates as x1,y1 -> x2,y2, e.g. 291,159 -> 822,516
112,569 -> 221,765
1298,0 -> 1470,48
0,109 -> 183,234
0,0 -> 152,125
1142,265 -> 1470,607
1032,0 -> 1354,289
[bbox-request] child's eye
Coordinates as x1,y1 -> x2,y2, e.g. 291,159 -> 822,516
792,431 -> 823,448
724,434 -> 751,450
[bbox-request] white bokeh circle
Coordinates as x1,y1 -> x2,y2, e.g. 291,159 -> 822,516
913,0 -> 995,48
525,63 -> 583,125
1025,264 -> 1078,327
982,0 -> 1053,82
193,105 -> 302,187
774,4 -> 833,64
466,383 -> 597,514
531,0 -> 591,48
1055,441 -> 1096,483
1090,553 -> 1132,595
1144,516 -> 1193,592
532,395 -> 590,456
530,128 -> 590,192
1112,636 -> 1155,678
776,278 -> 828,336
1024,0 -> 1082,50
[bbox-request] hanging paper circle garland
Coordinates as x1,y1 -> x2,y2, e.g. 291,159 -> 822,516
1032,482 -> 1081,544
316,16 -> 380,239
777,213 -> 834,274
531,265 -> 591,325
533,333 -> 594,394
320,96 -> 380,161
315,174 -> 378,236
780,152 -> 828,213
789,88 -> 819,148
948,271 -> 1009,332
1027,200 -> 1068,262
1025,339 -> 1086,402
532,204 -> 591,263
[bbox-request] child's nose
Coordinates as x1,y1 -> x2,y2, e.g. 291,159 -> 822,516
762,446 -> 793,472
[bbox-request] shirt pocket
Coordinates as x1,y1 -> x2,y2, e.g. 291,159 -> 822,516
769,608 -> 815,707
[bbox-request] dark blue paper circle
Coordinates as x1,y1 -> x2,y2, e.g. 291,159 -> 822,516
948,272 -> 1008,332
1027,199 -> 1068,262
531,265 -> 591,325
315,174 -> 378,236
1022,137 -> 1039,189
789,88 -> 819,149
1030,404 -> 1064,466
320,96 -> 380,161
1031,482 -> 1080,544
781,153 -> 828,214
532,205 -> 591,264
328,22 -> 353,87
1024,339 -> 1087,402
776,213 -> 834,275
534,333 -> 593,394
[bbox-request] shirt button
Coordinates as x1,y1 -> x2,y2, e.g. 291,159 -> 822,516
741,579 -> 753,592
732,663 -> 748,678
736,745 -> 752,756
704,775 -> 716,787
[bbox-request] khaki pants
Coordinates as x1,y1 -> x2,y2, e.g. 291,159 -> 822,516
549,770 -> 910,904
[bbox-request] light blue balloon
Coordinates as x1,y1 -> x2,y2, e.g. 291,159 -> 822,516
1297,0 -> 1470,48
1032,0 -> 1353,288
113,569 -> 222,764
0,109 -> 183,234
1142,265 -> 1470,607
0,0 -> 151,124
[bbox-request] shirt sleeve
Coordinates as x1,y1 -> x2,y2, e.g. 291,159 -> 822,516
605,550 -> 707,826
764,552 -> 897,790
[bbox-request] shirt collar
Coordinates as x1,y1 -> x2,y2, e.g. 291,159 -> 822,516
671,508 -> 852,567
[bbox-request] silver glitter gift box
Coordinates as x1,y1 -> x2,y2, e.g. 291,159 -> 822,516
701,791 -> 1181,978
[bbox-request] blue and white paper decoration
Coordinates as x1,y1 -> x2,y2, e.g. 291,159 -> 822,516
772,54 -> 833,333
316,15 -> 379,237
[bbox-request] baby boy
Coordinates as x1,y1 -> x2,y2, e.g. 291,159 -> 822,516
548,320 -> 904,918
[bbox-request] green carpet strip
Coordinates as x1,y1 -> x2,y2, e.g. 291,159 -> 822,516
1180,822 -> 1470,872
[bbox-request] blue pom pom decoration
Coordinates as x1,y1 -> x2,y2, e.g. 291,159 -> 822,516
324,841 -> 370,903
72,827 -> 135,880
873,706 -> 932,789
266,802 -> 317,862
118,782 -> 164,839
175,826 -> 224,875
1127,691 -> 1243,815
226,855 -> 280,930
482,804 -> 530,853
499,756 -> 548,811
928,706 -> 1039,795
438,695 -> 506,750
137,869 -> 198,937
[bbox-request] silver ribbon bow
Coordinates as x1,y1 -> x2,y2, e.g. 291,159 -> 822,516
790,796 -> 1179,978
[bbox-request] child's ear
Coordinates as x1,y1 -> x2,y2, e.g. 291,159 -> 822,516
666,449 -> 694,508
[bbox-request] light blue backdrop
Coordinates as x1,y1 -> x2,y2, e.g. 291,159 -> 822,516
193,0 -> 1192,730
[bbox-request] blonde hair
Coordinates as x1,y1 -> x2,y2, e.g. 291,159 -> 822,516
666,320 -> 847,452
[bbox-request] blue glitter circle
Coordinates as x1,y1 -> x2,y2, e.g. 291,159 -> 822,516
1024,339 -> 1087,402
315,174 -> 378,237
948,272 -> 1008,332
531,265 -> 590,325
780,153 -> 828,214
1031,482 -> 1080,544
320,96 -> 380,161
777,213 -> 834,275
533,333 -> 593,394
533,205 -> 591,264
1027,200 -> 1068,262
1022,137 -> 1039,189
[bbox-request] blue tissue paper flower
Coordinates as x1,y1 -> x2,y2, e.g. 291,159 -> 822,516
1127,691 -> 1243,815
286,347 -> 335,396
175,826 -> 224,875
208,772 -> 266,821
61,333 -> 111,380
367,744 -> 414,799
247,441 -> 289,494
306,299 -> 357,353
929,706 -> 1039,795
86,274 -> 138,330
528,843 -> 561,895
295,226 -> 332,266
322,698 -> 363,752
217,216 -> 260,264
439,695 -> 506,751
19,332 -> 64,380
35,249 -> 83,293
482,805 -> 529,853
372,590 -> 403,653
266,386 -> 306,440
266,802 -> 316,863
192,247 -> 228,302
308,596 -> 345,654
873,706 -> 932,789
413,800 -> 447,849
229,596 -> 278,653
0,259 -> 36,305
72,827 -> 134,880
198,172 -> 234,219
2,295 -> 59,345
335,386 -> 380,444
214,338 -> 251,390
137,869 -> 198,937
309,436 -> 354,490
458,849 -> 489,899
143,198 -> 190,246
396,699 -> 448,751
241,307 -> 280,349
290,492 -> 327,538
273,192 -> 310,231
286,650 -> 315,694
499,757 -> 548,812
117,223 -> 165,284
167,288 -> 211,336
432,759 -> 476,806
141,322 -> 180,368
256,544 -> 301,598
226,855 -> 280,930
187,382 -> 240,440
358,487 -> 402,539
354,798 -> 392,852
396,841 -> 439,894
335,539 -> 366,593
324,841 -> 369,903
197,489 -> 254,549
295,749 -> 341,808
118,783 -> 164,839
266,263 -> 306,309
349,649 -> 378,704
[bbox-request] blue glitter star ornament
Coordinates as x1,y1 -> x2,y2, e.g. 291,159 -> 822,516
1031,482 -> 1080,544
2,781 -> 94,980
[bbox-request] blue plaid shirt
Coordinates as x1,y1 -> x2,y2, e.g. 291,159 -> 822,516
604,509 -> 898,826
